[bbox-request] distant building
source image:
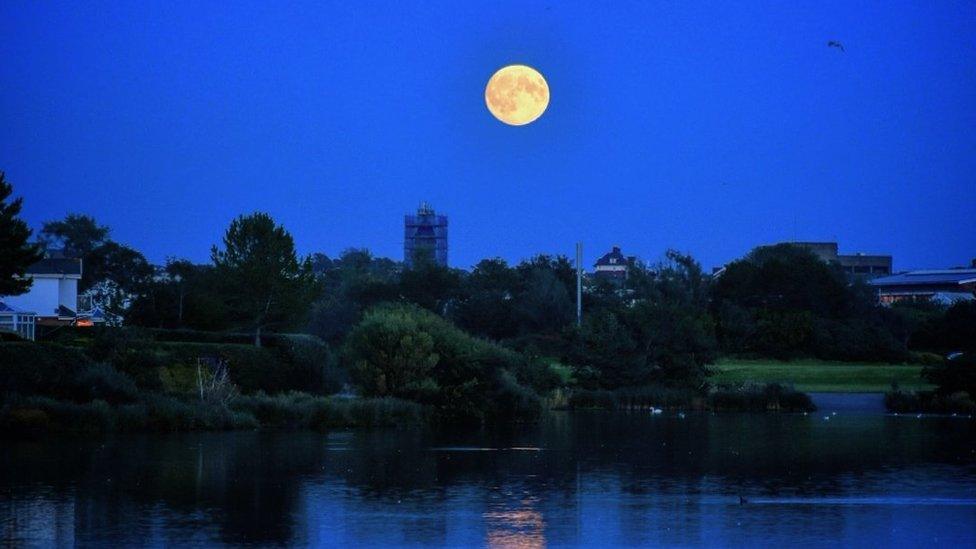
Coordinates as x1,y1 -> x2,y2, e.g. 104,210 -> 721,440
0,258 -> 83,328
404,202 -> 448,267
868,269 -> 976,305
790,242 -> 892,278
594,246 -> 636,282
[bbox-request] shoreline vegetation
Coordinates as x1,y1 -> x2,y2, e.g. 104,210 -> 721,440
1,330 -> 971,436
1,206 -> 974,432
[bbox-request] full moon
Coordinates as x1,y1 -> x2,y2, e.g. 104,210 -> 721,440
485,64 -> 549,126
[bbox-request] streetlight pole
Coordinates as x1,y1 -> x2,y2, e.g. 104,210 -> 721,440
576,242 -> 582,327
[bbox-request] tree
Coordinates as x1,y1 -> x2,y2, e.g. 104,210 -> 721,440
398,255 -> 461,315
0,172 -> 43,296
39,214 -> 152,297
516,267 -> 574,335
305,248 -> 400,345
40,213 -> 109,258
625,251 -> 716,385
564,251 -> 716,388
453,258 -> 520,340
710,243 -> 901,360
127,260 -> 230,330
212,213 -> 319,346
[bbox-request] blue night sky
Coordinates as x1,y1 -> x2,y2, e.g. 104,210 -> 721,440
2,1 -> 974,271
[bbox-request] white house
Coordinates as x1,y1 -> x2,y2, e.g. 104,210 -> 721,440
1,258 -> 83,324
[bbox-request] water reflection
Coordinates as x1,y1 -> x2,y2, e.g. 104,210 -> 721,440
2,412 -> 975,546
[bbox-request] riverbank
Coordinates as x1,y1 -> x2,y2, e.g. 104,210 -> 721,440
0,392 -> 426,436
711,358 -> 932,393
555,383 -> 816,413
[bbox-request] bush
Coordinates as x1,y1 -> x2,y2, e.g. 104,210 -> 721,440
709,382 -> 815,412
0,392 -> 259,434
274,334 -> 343,394
117,339 -> 338,396
231,392 -> 424,429
617,385 -> 701,409
564,386 -> 700,410
885,389 -> 976,414
345,304 -> 546,422
0,342 -> 138,403
924,353 -> 976,397
567,389 -> 617,410
43,327 -> 340,395
0,396 -> 115,433
345,307 -> 439,397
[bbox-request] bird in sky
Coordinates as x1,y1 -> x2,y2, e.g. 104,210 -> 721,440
827,40 -> 845,53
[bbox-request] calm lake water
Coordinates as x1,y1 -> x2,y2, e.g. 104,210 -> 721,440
2,409 -> 975,547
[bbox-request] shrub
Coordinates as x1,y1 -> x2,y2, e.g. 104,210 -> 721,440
231,392 -> 424,429
0,342 -> 138,403
564,386 -> 700,410
924,353 -> 976,397
345,304 -> 546,422
885,389 -> 976,414
0,396 -> 116,432
567,389 -> 617,410
73,362 -> 140,403
710,382 -> 815,412
616,385 -> 700,409
274,333 -> 343,394
344,308 -> 439,397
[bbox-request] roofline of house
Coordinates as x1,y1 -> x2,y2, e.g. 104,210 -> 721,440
22,273 -> 82,280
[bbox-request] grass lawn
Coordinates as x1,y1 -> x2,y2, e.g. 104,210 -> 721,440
710,358 -> 933,393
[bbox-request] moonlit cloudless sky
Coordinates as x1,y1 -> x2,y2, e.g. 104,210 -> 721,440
2,1 -> 974,270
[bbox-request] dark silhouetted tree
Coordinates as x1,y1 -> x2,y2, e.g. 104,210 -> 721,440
40,213 -> 110,258
0,172 -> 43,296
212,212 -> 319,345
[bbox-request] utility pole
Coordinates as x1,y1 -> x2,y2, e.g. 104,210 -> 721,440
576,241 -> 583,327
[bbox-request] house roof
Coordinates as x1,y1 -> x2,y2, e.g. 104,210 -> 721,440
26,258 -> 82,276
595,246 -> 628,267
0,301 -> 35,314
869,269 -> 976,287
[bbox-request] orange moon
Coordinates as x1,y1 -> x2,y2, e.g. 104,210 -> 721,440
484,65 -> 549,126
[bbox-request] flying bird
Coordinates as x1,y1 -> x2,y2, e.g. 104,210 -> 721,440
827,40 -> 845,53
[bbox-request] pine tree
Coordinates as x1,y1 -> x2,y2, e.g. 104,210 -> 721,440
211,212 -> 319,346
0,172 -> 43,297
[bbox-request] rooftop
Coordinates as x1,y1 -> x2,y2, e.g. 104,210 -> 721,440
595,246 -> 628,267
869,269 -> 976,287
25,258 -> 82,276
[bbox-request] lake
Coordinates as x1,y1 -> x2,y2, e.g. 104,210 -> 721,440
2,409 -> 975,547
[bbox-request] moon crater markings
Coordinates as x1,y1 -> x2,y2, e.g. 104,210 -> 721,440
485,65 -> 549,126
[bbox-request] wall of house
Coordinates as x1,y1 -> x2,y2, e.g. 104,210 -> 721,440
58,279 -> 78,312
3,278 -> 60,316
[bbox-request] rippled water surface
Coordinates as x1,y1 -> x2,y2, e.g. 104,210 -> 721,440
2,410 -> 975,547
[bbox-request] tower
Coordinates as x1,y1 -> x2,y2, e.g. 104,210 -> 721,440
404,202 -> 448,267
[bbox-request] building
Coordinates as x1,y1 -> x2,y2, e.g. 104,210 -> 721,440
1,257 -> 83,327
404,202 -> 448,267
594,246 -> 636,282
791,242 -> 892,278
0,302 -> 37,340
868,269 -> 976,305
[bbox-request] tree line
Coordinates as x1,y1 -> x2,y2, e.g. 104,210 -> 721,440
3,171 -> 975,397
